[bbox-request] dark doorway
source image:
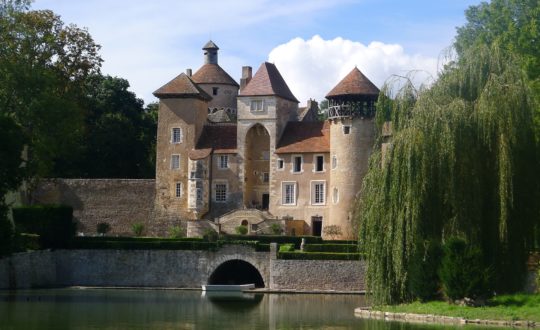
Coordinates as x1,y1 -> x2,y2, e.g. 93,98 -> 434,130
208,260 -> 265,288
262,194 -> 269,210
312,216 -> 323,236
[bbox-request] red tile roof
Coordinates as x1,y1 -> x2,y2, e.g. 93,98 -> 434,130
192,63 -> 239,87
240,62 -> 299,103
195,124 -> 237,154
153,73 -> 211,100
326,67 -> 379,98
275,121 -> 330,154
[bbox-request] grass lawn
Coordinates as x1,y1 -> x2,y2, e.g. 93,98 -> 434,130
376,294 -> 540,322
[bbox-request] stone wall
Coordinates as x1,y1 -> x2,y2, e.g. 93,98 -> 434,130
0,247 -> 365,292
270,259 -> 365,291
32,179 -> 157,236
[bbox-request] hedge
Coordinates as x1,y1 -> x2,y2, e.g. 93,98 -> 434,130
14,233 -> 41,252
13,205 -> 75,249
323,239 -> 358,245
72,237 -> 218,251
221,234 -> 323,248
79,236 -> 205,242
303,244 -> 358,253
278,251 -> 363,261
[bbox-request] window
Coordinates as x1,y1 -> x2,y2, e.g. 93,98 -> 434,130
332,155 -> 337,169
212,87 -> 219,95
250,100 -> 264,112
333,187 -> 339,204
218,155 -> 229,169
196,181 -> 203,202
292,155 -> 302,173
277,158 -> 284,170
171,128 -> 182,143
314,155 -> 324,172
251,224 -> 258,231
343,125 -> 351,134
311,181 -> 326,205
214,182 -> 227,202
282,182 -> 296,205
263,172 -> 269,183
171,154 -> 180,170
175,182 -> 182,198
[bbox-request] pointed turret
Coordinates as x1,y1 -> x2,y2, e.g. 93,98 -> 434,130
240,62 -> 298,103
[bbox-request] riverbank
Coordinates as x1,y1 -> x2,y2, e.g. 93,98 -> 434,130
355,294 -> 540,328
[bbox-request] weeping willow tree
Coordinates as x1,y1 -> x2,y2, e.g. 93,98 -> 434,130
358,44 -> 539,305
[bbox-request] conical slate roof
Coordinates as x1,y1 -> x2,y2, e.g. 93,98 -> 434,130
326,67 -> 379,98
153,73 -> 211,100
192,63 -> 239,86
240,62 -> 299,103
203,40 -> 219,50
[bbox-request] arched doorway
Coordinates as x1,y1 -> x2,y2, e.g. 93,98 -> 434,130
244,124 -> 270,209
208,259 -> 265,288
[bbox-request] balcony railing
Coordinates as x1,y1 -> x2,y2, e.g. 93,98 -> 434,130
327,103 -> 375,119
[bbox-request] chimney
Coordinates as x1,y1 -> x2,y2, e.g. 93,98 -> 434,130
186,68 -> 192,77
240,66 -> 252,91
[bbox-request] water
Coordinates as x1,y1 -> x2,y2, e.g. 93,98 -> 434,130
0,288 -> 501,329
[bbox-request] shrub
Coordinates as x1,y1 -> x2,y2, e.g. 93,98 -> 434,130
203,227 -> 219,242
0,204 -> 14,256
536,262 -> 540,293
408,240 -> 442,301
279,243 -> 295,252
439,237 -> 492,301
278,251 -> 363,261
14,233 -> 40,251
323,225 -> 342,239
71,237 -> 218,251
132,223 -> 144,237
270,223 -> 282,235
235,225 -> 248,235
303,244 -> 358,253
96,222 -> 111,236
221,234 -> 323,248
168,225 -> 184,238
12,205 -> 75,249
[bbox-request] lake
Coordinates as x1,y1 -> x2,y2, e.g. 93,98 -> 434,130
0,288 -> 499,329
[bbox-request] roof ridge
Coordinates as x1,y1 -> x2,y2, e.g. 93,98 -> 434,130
153,73 -> 211,100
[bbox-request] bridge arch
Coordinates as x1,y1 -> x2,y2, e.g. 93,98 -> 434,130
208,259 -> 265,287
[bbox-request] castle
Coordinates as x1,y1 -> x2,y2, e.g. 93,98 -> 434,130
153,41 -> 378,239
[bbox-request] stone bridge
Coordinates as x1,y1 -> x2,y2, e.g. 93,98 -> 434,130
0,245 -> 365,291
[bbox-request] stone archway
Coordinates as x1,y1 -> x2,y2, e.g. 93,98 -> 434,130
244,123 -> 270,209
208,259 -> 265,288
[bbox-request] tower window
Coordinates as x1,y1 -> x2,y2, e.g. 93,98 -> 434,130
212,87 -> 219,95
171,128 -> 182,143
263,172 -> 269,183
277,158 -> 284,170
214,182 -> 228,202
217,155 -> 229,169
175,182 -> 182,198
343,125 -> 351,134
333,187 -> 339,204
250,100 -> 264,112
171,154 -> 180,170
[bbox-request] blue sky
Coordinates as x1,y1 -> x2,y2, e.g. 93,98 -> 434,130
33,0 -> 480,105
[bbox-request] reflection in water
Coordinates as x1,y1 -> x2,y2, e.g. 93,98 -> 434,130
0,288 -> 497,330
203,291 -> 263,312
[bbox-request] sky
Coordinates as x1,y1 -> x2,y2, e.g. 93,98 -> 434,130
33,0 -> 480,106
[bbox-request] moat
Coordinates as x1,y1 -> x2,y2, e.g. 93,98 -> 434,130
0,288 -> 509,329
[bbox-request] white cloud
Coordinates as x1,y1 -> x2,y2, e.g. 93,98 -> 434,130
268,35 -> 440,104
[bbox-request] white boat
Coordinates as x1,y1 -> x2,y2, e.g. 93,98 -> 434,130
201,284 -> 255,292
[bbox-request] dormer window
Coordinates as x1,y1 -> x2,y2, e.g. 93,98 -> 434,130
250,100 -> 264,112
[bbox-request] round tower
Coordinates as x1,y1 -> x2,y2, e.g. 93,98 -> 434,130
326,67 -> 379,240
203,40 -> 219,64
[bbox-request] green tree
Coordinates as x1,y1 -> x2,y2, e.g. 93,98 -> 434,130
358,44 -> 538,304
0,116 -> 26,255
0,4 -> 102,178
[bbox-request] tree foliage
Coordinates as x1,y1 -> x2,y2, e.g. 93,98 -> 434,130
358,44 -> 538,304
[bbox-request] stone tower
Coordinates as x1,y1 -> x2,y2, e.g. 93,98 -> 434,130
192,40 -> 239,114
153,73 -> 211,220
236,62 -> 299,210
326,67 -> 379,239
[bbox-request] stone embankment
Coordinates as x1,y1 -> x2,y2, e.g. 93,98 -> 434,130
355,308 -> 538,328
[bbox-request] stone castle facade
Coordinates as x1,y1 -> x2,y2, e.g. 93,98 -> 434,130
153,41 -> 378,239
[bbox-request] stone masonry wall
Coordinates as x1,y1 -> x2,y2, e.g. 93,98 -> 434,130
32,179 -> 156,236
270,259 -> 365,291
